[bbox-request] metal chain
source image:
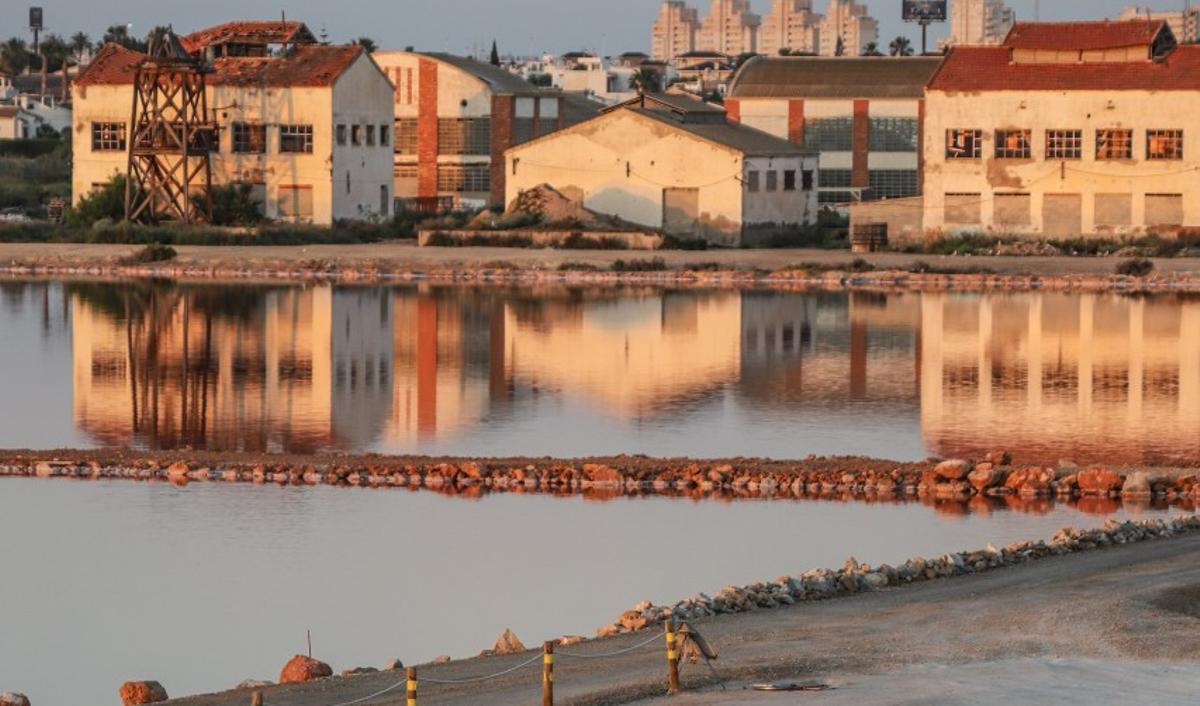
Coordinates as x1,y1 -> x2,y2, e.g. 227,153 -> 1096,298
556,630 -> 663,659
420,652 -> 545,685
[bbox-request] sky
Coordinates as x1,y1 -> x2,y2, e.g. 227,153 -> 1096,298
1,0 -> 1191,57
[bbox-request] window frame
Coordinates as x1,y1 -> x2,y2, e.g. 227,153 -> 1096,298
945,129 -> 982,159
91,121 -> 126,152
1147,129 -> 1184,161
336,124 -> 347,146
1096,129 -> 1134,160
232,122 -> 267,154
765,170 -> 778,192
351,124 -> 363,147
279,124 -> 314,154
783,170 -> 797,192
1045,129 -> 1082,160
379,124 -> 390,147
746,170 -> 760,193
994,129 -> 1032,160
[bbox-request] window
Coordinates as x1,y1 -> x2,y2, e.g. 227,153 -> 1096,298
379,125 -> 390,147
801,170 -> 814,191
869,117 -> 918,152
867,170 -> 918,200
1147,130 -> 1184,160
946,129 -> 981,159
747,170 -> 760,192
351,125 -> 362,146
438,118 -> 491,155
1096,129 -> 1133,160
765,171 -> 778,192
91,122 -> 126,151
1046,130 -> 1082,160
366,125 -> 376,147
436,164 -> 490,193
336,124 -> 347,146
818,169 -> 852,204
279,125 -> 313,153
783,170 -> 797,191
803,117 -> 853,152
396,119 -> 418,154
232,122 -> 266,154
277,184 -> 314,219
995,130 -> 1031,159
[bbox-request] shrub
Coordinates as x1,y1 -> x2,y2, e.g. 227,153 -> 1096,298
661,235 -> 710,251
560,232 -> 629,250
848,257 -> 875,273
557,262 -> 601,272
120,243 -> 177,264
611,257 -> 668,272
66,175 -> 126,227
0,138 -> 62,159
209,183 -> 265,226
1115,257 -> 1154,277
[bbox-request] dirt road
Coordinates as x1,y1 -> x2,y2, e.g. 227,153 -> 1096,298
164,530 -> 1200,706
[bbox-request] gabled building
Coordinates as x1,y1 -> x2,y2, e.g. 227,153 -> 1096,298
71,21 -> 394,224
504,93 -> 818,246
924,20 -> 1200,238
372,51 -> 600,209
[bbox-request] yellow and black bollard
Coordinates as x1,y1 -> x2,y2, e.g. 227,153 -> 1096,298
665,618 -> 680,695
406,666 -> 418,706
543,640 -> 555,706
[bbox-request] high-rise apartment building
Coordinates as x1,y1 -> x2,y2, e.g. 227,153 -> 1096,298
818,0 -> 878,56
651,1 -> 701,61
697,0 -> 762,55
942,0 -> 1016,47
1117,6 -> 1198,43
759,0 -> 823,56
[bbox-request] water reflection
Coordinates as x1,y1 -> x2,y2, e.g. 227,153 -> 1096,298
3,280 -> 1199,464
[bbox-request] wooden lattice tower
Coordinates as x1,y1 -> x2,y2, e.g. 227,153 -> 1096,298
125,31 -> 216,224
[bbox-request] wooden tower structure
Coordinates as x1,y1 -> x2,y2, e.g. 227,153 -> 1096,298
125,30 -> 216,224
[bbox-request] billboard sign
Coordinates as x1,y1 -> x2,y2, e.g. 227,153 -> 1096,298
902,0 -> 947,22
29,6 -> 43,30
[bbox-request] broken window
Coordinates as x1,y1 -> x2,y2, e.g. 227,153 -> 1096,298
994,129 -> 1031,159
1096,129 -> 1133,160
945,129 -> 981,159
766,171 -> 778,192
1045,130 -> 1081,160
367,125 -> 376,146
783,170 -> 797,191
747,171 -> 760,193
1147,130 -> 1184,160
232,123 -> 267,154
279,125 -> 313,153
379,125 -> 390,147
91,122 -> 126,152
352,125 -> 362,146
336,124 -> 347,146
802,170 -> 814,191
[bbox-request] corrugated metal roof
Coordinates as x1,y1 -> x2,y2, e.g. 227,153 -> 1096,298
728,56 -> 942,99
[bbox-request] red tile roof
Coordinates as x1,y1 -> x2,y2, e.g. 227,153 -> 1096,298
1002,20 -> 1166,51
180,21 -> 315,54
75,42 -> 364,88
928,44 -> 1200,92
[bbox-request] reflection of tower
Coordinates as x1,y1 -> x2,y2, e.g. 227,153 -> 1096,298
330,288 -> 394,447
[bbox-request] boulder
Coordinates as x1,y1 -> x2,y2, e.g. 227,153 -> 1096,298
984,450 -> 1012,466
492,628 -> 526,655
279,655 -> 332,684
1122,472 -> 1153,496
967,464 -> 1005,492
558,635 -> 586,646
0,693 -> 30,706
384,659 -> 405,671
934,459 -> 972,481
432,655 -> 452,664
119,681 -> 168,705
1077,468 -> 1123,494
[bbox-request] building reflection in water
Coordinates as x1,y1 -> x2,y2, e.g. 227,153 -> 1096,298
61,281 -> 1200,464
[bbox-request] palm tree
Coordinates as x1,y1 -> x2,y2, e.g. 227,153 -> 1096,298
354,37 -> 377,53
103,25 -> 147,52
70,32 -> 91,62
39,34 -> 71,71
629,66 -> 661,95
889,36 -> 913,57
861,41 -> 883,57
0,38 -> 32,75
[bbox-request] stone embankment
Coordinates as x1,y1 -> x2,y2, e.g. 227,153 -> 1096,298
595,514 -> 1200,639
2,454 -> 1199,509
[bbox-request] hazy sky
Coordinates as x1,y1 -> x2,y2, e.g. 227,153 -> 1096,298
3,0 -> 1187,56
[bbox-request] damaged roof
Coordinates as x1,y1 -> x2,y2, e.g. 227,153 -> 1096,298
180,21 -> 317,53
75,42 -> 365,88
728,56 -> 942,99
928,43 -> 1200,91
1002,20 -> 1168,51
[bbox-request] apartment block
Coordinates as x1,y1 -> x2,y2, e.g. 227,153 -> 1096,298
652,1 -> 701,61
758,0 -> 823,56
818,0 -> 878,56
942,0 -> 1015,47
697,0 -> 761,55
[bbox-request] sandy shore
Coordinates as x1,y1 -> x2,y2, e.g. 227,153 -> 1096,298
4,242 -> 1200,290
161,528 -> 1200,705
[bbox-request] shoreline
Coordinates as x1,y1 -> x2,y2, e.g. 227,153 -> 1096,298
5,242 -> 1200,291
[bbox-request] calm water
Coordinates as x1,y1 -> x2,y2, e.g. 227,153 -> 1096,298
2,280 -> 1200,464
0,478 -> 1180,705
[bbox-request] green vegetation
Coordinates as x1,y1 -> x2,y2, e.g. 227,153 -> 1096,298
610,257 -> 668,272
0,139 -> 70,214
1116,257 -> 1155,277
120,243 -> 177,265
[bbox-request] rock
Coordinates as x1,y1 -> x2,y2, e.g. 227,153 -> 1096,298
341,667 -> 379,677
119,681 -> 168,705
985,450 -> 1012,466
0,693 -> 30,706
384,659 -> 405,671
558,635 -> 586,646
279,655 -> 333,684
617,609 -> 648,631
492,628 -> 526,655
432,655 -> 452,664
1122,472 -> 1153,496
934,459 -> 972,481
861,572 -> 889,589
968,464 -> 1005,491
166,462 -> 189,479
1078,468 -> 1123,494
236,680 -> 272,689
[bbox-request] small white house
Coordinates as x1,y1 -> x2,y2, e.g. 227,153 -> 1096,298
505,93 -> 818,246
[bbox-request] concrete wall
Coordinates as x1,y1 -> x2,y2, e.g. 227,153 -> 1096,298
924,89 -> 1200,238
72,59 -> 393,225
849,196 -> 925,247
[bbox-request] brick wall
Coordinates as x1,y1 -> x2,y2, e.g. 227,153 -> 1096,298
417,58 -> 439,199
787,99 -> 805,146
490,94 -> 515,207
725,98 -> 740,123
852,99 -> 869,189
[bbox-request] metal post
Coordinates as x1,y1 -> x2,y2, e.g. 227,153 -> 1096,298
249,691 -> 262,706
542,641 -> 555,706
665,619 -> 680,695
406,667 -> 418,706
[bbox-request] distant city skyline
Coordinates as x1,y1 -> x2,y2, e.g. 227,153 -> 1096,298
9,0 -> 1194,57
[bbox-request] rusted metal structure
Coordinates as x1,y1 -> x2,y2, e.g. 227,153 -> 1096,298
125,30 -> 216,224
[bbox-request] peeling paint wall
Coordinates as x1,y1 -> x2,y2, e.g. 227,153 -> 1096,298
924,89 -> 1200,238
